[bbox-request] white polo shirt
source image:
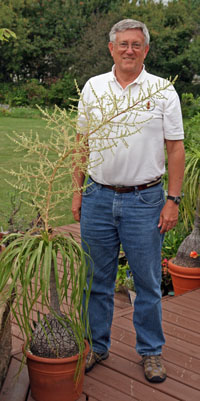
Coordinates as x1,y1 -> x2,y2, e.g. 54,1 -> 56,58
77,66 -> 184,186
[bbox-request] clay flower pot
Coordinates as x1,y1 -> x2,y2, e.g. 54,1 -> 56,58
23,340 -> 89,401
168,259 -> 200,296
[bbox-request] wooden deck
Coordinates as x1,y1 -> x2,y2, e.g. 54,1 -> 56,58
1,224 -> 200,401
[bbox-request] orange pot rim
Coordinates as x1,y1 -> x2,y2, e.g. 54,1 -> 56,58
168,258 -> 200,276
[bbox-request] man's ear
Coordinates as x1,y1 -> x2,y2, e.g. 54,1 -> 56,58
108,42 -> 114,57
144,45 -> 150,59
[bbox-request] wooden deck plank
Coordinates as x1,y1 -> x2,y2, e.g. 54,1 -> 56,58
113,305 -> 133,318
178,288 -> 200,299
87,364 -> 180,401
110,333 -> 200,391
55,224 -> 81,243
162,320 -> 200,346
99,352 -> 200,401
123,310 -> 200,352
113,293 -> 131,310
112,316 -> 200,377
113,314 -> 200,358
162,300 -> 200,322
162,309 -> 200,334
164,294 -> 200,313
84,375 -> 138,401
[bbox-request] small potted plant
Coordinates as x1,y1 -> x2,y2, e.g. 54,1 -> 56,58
168,199 -> 200,295
168,124 -> 200,295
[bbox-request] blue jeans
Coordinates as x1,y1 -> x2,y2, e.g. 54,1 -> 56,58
81,177 -> 165,356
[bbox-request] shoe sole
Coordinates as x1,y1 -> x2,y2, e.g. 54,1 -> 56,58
145,373 -> 167,383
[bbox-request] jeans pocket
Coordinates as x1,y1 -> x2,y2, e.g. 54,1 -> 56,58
139,188 -> 164,206
82,180 -> 99,197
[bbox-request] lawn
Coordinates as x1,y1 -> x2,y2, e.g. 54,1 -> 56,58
0,115 -> 75,231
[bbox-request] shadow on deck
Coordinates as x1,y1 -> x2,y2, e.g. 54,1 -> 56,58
1,224 -> 200,401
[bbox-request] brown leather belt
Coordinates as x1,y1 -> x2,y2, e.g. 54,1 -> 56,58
90,177 -> 162,193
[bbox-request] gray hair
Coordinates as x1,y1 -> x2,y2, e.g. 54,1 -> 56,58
109,19 -> 150,45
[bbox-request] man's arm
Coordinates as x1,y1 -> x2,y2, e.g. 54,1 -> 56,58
158,139 -> 185,234
71,134 -> 88,222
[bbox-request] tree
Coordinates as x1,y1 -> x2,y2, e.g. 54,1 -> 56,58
1,0 -> 200,97
69,12 -> 121,89
121,0 -> 200,95
70,0 -> 200,94
0,0 -> 121,82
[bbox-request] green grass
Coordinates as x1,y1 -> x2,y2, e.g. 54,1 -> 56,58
0,106 -> 43,119
0,115 -> 75,231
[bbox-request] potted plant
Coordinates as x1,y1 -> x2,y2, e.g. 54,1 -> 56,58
168,115 -> 200,295
0,228 -> 91,401
168,193 -> 200,295
0,106 -> 94,401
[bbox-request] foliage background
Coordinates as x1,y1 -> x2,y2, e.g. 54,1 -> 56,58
0,0 -> 200,107
0,0 -> 199,267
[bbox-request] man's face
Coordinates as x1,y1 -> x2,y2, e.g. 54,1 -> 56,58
108,29 -> 149,78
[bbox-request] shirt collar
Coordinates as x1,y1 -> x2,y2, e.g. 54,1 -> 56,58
111,65 -> 147,86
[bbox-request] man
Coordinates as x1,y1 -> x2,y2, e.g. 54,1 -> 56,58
72,19 -> 185,383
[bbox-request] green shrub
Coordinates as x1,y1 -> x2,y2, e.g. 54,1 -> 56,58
115,262 -> 135,292
0,83 -> 11,104
0,82 -> 27,106
0,75 -> 78,109
162,223 -> 191,261
23,79 -> 48,107
181,93 -> 200,118
183,112 -> 200,149
47,73 -> 77,108
0,80 -> 48,107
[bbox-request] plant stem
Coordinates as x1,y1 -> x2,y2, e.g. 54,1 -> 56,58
50,258 -> 61,315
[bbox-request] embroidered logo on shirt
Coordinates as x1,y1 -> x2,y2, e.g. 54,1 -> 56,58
147,101 -> 150,110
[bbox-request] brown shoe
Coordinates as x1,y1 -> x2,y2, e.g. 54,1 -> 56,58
85,349 -> 109,373
142,355 -> 167,383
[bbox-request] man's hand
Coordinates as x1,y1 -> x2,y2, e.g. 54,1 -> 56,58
158,200 -> 179,234
72,192 -> 82,222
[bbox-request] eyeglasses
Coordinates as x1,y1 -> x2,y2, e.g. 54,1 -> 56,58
115,42 -> 143,50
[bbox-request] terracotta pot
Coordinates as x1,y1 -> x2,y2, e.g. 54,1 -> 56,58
24,340 -> 89,401
168,259 -> 200,296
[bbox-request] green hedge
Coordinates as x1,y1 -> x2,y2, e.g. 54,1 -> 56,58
0,74 -> 77,108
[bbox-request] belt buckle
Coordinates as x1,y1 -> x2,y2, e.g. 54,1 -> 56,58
113,185 -> 126,191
